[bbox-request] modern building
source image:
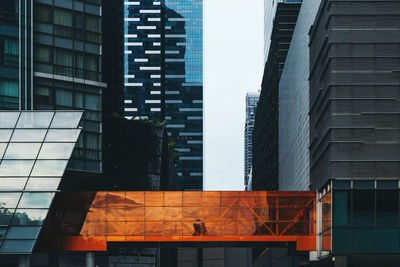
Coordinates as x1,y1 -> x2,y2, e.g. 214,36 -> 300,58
252,1 -> 301,190
122,0 -> 203,190
263,0 -> 302,62
0,0 -> 105,172
244,92 -> 259,190
309,0 -> 400,191
0,111 -> 82,256
278,0 -> 321,191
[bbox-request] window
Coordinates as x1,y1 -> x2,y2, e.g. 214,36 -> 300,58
54,8 -> 72,27
85,94 -> 100,111
85,15 -> 100,33
0,80 -> 18,98
54,49 -> 73,76
34,46 -> 51,63
55,89 -> 73,107
34,4 -> 52,23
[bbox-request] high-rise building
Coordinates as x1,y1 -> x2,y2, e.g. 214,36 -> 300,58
252,1 -> 301,190
244,92 -> 259,190
122,0 -> 203,190
263,0 -> 302,62
0,0 -> 105,172
278,0 -> 321,191
309,0 -> 400,191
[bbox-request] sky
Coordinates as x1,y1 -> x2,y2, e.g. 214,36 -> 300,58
203,0 -> 265,190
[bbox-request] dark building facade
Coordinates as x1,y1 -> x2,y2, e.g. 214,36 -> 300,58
0,0 -> 105,172
252,1 -> 301,190
309,0 -> 400,191
122,0 -> 203,190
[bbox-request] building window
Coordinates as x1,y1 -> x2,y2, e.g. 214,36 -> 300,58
34,46 -> 52,63
54,8 -> 72,27
34,4 -> 52,24
54,49 -> 73,77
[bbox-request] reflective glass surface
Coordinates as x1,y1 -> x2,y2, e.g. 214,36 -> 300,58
16,112 -> 54,128
44,191 -> 316,252
25,178 -> 61,191
45,129 -> 81,142
0,130 -> 13,142
0,160 -> 35,176
31,160 -> 68,176
50,112 -> 83,128
11,129 -> 47,142
12,209 -> 48,225
0,178 -> 27,191
18,193 -> 55,208
0,111 -> 83,254
0,113 -> 19,128
38,143 -> 75,159
3,143 -> 41,159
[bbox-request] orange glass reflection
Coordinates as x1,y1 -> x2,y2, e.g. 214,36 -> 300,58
49,191 -> 317,252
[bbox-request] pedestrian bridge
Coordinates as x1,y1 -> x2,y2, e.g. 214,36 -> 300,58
36,191 -> 316,252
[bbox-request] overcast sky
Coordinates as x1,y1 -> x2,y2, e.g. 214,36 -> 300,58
203,0 -> 265,190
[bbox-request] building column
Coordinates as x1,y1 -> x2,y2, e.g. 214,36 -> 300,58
18,255 -> 30,267
86,252 -> 95,267
334,256 -> 347,267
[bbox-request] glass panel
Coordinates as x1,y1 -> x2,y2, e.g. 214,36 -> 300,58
54,8 -> 72,27
0,193 -> 21,208
0,160 -> 35,176
34,4 -> 51,23
0,208 -> 15,225
0,239 -> 36,253
3,143 -> 41,159
55,89 -> 73,107
34,46 -> 51,63
353,180 -> 374,189
377,180 -> 398,189
0,130 -> 13,142
11,129 -> 47,142
50,112 -> 82,128
0,112 -> 19,128
0,143 -> 7,158
5,226 -> 41,239
24,178 -> 61,191
16,112 -> 54,128
0,178 -> 27,191
38,143 -> 75,159
18,192 -> 54,208
85,94 -> 100,111
12,209 -> 48,225
45,129 -> 81,142
31,160 -> 68,176
333,180 -> 351,189
376,189 -> 399,226
353,189 -> 375,226
332,190 -> 350,226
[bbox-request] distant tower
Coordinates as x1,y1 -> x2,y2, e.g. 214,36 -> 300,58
244,92 -> 259,190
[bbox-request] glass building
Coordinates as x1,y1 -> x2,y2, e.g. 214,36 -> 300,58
0,0 -> 105,172
123,0 -> 203,190
244,92 -> 259,190
278,0 -> 321,191
0,111 -> 82,254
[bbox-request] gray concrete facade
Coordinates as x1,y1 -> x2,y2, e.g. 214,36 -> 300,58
309,0 -> 400,190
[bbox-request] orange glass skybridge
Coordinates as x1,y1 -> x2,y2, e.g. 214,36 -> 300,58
36,191 -> 316,252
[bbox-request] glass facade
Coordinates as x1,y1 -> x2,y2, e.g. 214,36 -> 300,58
0,0 -> 104,172
38,191 -> 316,252
244,92 -> 259,190
0,111 -> 82,254
321,180 -> 400,255
278,0 -> 321,190
123,0 -> 203,190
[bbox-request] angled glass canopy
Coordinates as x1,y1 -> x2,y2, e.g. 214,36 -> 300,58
0,111 -> 83,254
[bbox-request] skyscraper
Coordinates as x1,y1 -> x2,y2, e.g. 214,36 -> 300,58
279,0 -> 321,190
123,0 -> 203,190
244,92 -> 259,190
252,1 -> 301,190
0,0 -> 104,172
